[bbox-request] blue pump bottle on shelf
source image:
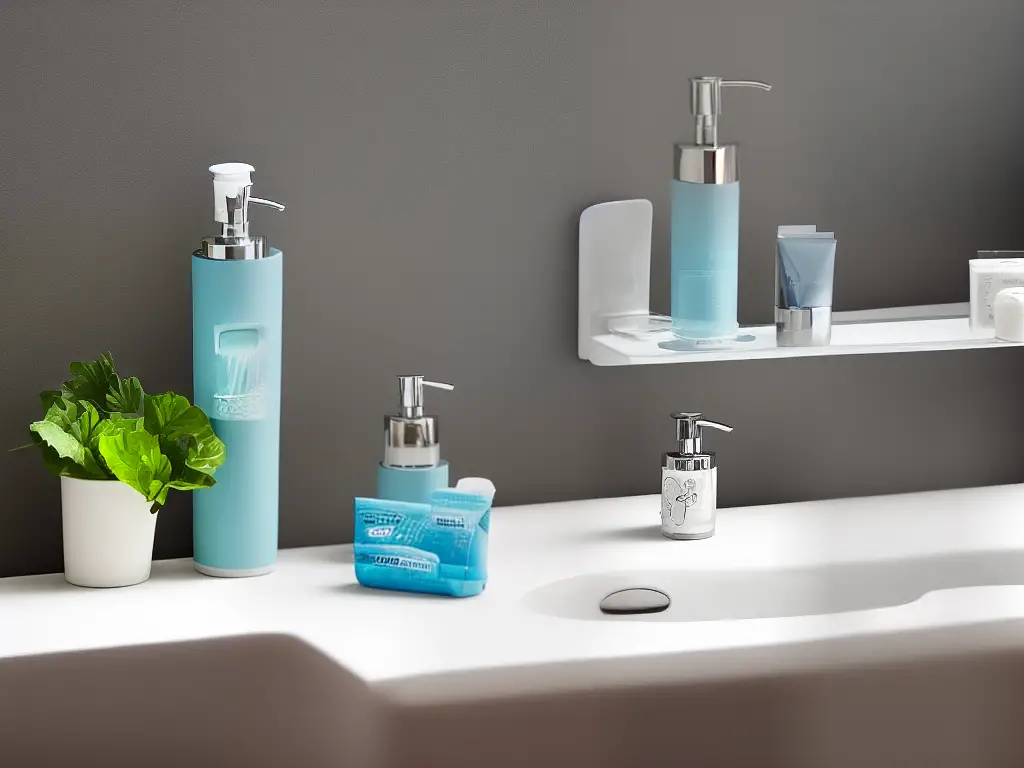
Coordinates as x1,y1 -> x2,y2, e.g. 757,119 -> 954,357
377,375 -> 453,504
192,163 -> 285,577
671,77 -> 771,343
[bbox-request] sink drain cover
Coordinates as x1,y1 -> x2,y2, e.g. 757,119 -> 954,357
599,588 -> 670,615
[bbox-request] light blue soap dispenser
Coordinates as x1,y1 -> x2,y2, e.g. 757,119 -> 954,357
377,375 -> 453,503
192,163 -> 285,577
671,77 -> 771,341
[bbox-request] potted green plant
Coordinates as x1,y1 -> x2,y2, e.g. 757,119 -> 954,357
26,353 -> 226,587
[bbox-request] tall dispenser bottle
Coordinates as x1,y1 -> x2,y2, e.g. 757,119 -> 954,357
671,77 -> 770,342
192,163 -> 285,577
378,375 -> 453,504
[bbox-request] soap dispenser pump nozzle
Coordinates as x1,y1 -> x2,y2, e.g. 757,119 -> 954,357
397,375 -> 455,419
671,411 -> 733,456
199,163 -> 284,260
675,76 -> 771,186
690,77 -> 772,147
383,375 -> 454,469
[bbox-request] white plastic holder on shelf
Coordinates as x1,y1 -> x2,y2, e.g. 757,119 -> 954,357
578,199 -> 657,359
578,199 -> 1024,366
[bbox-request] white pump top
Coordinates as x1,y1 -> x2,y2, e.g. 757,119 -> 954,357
209,163 -> 256,226
209,162 -> 254,182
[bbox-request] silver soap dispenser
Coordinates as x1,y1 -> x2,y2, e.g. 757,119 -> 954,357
661,412 -> 733,540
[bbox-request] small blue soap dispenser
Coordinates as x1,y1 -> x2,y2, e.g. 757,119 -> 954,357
671,77 -> 771,342
192,163 -> 285,578
377,375 -> 454,503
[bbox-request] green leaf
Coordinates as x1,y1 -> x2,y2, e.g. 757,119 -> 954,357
97,429 -> 172,503
62,352 -> 118,410
90,414 -> 144,442
106,376 -> 144,416
29,399 -> 106,479
43,397 -> 77,429
88,415 -> 145,470
144,392 -> 226,479
40,390 -> 65,412
149,472 -> 218,512
168,473 -> 217,492
68,400 -> 102,448
143,393 -> 200,437
108,412 -> 145,429
185,429 -> 226,476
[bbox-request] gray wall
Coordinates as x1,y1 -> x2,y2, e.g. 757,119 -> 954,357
2,0 -> 1024,578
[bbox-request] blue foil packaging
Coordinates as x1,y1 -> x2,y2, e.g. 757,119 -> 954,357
353,479 -> 495,598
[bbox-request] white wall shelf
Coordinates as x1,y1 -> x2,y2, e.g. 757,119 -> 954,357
578,199 -> 1018,367
586,305 -> 1021,367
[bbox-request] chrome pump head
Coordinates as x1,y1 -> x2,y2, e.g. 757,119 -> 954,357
664,412 -> 733,472
672,412 -> 733,455
384,376 -> 455,468
690,77 -> 771,147
197,163 -> 285,260
675,76 -> 771,185
396,375 -> 454,419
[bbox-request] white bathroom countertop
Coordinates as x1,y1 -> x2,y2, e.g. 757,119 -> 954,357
6,484 -> 1024,696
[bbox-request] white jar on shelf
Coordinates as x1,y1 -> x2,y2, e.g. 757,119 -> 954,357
994,288 -> 1024,343
969,252 -> 1024,333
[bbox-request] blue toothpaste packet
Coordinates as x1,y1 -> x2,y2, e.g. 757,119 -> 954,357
354,478 -> 496,598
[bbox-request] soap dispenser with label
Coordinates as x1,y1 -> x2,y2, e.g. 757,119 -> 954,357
192,163 -> 285,578
378,375 -> 454,503
671,77 -> 770,344
661,412 -> 733,540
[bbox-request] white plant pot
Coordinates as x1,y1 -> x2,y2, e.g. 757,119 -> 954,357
61,477 -> 158,588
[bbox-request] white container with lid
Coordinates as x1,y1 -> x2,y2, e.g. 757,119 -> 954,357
994,287 -> 1024,342
969,252 -> 1024,333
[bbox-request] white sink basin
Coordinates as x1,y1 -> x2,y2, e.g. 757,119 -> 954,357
522,550 -> 1024,622
8,486 -> 1024,767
